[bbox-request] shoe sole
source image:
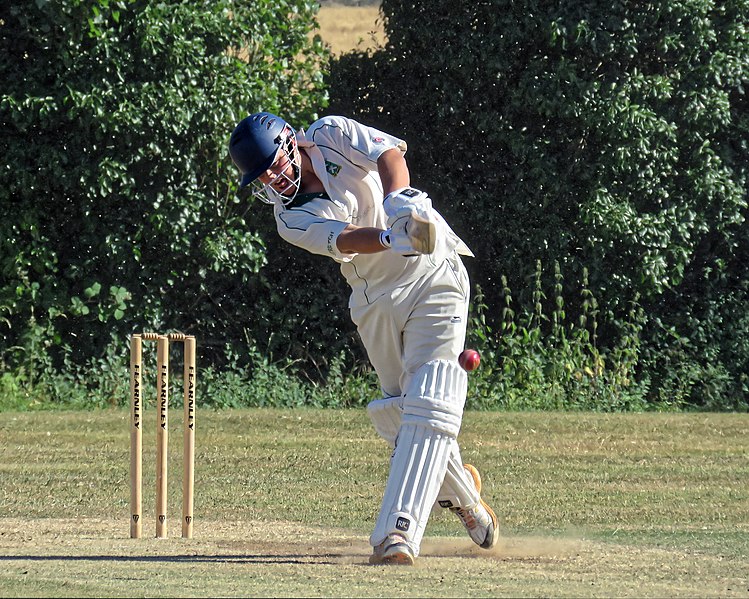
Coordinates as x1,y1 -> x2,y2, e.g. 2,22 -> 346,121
369,543 -> 415,566
464,463 -> 499,549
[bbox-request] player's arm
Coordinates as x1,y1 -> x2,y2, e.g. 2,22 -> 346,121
377,148 -> 410,196
336,142 -> 414,256
336,219 -> 436,256
336,224 -> 388,254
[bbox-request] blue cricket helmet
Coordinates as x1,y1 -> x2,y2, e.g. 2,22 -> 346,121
229,112 -> 289,188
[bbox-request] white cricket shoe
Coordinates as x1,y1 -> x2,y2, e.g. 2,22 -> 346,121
450,464 -> 499,549
369,533 -> 415,566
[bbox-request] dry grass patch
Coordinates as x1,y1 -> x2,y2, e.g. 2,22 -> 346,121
316,4 -> 385,55
1,517 -> 746,597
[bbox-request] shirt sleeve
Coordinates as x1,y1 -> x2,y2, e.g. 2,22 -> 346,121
274,202 -> 355,263
308,116 -> 407,169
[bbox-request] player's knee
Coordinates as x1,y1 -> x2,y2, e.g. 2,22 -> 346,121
401,359 -> 467,437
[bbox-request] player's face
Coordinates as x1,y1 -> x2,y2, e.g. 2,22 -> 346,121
258,140 -> 299,197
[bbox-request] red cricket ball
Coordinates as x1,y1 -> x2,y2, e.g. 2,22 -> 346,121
459,349 -> 481,372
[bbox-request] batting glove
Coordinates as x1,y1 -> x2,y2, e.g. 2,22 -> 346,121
381,206 -> 437,256
383,187 -> 433,224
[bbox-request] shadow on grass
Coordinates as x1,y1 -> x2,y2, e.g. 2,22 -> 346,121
0,554 -> 340,565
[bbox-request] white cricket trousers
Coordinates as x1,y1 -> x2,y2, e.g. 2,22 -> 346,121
350,253 -> 470,397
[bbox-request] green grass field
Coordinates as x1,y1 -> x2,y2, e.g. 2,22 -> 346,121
1,408 -> 748,597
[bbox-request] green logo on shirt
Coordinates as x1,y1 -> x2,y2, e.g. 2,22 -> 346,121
325,160 -> 341,176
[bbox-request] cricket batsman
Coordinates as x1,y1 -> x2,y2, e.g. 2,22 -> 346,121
229,112 -> 498,565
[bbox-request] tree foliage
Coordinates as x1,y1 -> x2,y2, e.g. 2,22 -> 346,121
2,0 -> 748,410
326,0 -> 749,407
0,0 -> 327,376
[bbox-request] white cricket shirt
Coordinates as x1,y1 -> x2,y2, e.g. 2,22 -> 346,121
273,115 -> 465,307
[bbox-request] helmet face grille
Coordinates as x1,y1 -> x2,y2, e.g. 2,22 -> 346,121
251,127 -> 302,206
